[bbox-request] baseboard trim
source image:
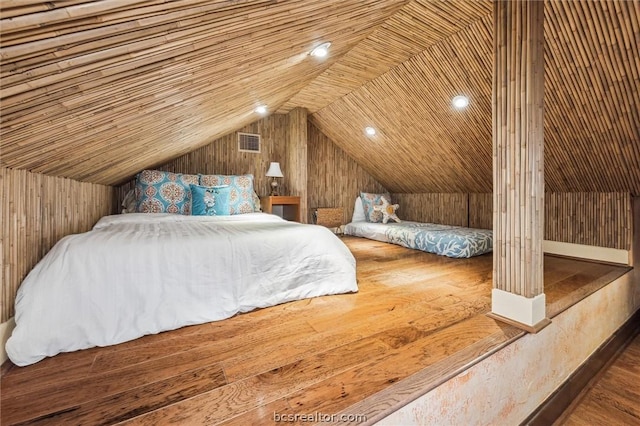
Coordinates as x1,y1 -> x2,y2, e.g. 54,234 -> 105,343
522,308 -> 640,426
543,240 -> 630,265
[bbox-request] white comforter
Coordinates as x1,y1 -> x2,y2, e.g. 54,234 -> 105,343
7,213 -> 357,366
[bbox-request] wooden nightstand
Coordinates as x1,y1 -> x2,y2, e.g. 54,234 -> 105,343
260,196 -> 301,222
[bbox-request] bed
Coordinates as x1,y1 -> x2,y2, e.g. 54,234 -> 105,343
344,195 -> 492,258
7,213 -> 357,366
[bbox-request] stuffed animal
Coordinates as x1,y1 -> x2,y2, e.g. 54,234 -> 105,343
373,196 -> 401,224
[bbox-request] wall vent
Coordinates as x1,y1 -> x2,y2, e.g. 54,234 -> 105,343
238,132 -> 261,153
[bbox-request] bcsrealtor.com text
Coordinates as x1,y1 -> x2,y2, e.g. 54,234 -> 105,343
273,412 -> 367,423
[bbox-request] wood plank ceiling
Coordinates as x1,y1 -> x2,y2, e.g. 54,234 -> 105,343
0,0 -> 407,185
312,0 -> 640,194
1,0 -> 639,195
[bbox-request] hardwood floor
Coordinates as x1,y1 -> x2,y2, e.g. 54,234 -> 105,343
0,236 -> 630,425
558,332 -> 640,425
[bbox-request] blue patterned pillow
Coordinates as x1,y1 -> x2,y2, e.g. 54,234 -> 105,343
199,174 -> 255,214
135,170 -> 199,214
190,184 -> 231,216
360,192 -> 392,223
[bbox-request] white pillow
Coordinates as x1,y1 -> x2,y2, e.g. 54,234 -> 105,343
352,196 -> 366,222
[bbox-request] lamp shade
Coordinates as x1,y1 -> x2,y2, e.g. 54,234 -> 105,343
266,162 -> 283,178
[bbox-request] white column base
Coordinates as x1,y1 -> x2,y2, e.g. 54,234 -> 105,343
492,289 -> 546,327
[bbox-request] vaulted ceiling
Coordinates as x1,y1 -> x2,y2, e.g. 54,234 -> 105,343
1,1 -> 639,194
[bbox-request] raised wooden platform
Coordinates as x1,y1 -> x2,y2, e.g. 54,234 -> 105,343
0,236 -> 630,425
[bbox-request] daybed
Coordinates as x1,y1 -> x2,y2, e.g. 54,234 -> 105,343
6,171 -> 357,366
344,194 -> 493,259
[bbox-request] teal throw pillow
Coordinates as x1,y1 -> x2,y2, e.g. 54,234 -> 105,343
190,185 -> 231,216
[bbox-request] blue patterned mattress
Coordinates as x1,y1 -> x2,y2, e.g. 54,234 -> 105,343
344,221 -> 493,258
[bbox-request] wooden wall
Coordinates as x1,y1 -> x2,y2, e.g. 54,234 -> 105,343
1,167 -> 114,322
119,117 -> 387,227
287,108 -> 309,223
546,193 -> 632,251
384,192 -> 632,251
390,194 -> 469,227
115,118 -> 633,252
311,1 -> 640,196
469,193 -> 493,230
307,123 -> 387,224
118,115 -> 290,201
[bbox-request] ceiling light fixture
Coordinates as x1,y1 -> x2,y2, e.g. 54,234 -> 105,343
452,95 -> 470,109
365,126 -> 376,136
310,42 -> 331,57
254,105 -> 267,114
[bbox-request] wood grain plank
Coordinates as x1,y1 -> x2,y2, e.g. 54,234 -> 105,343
26,364 -> 227,425
1,237 -> 629,426
2,347 -> 229,425
120,336 -> 391,425
219,315 -> 509,426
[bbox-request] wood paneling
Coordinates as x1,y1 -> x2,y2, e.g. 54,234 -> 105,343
469,193 -> 493,230
311,14 -> 495,194
311,1 -> 639,196
391,194 -> 469,227
544,0 -> 640,195
287,108 -> 308,223
119,117 -> 386,227
493,0 -> 545,298
136,115 -> 291,199
1,1 -> 638,198
374,192 -> 633,252
467,193 -> 633,250
546,193 -> 632,251
0,168 -> 114,322
0,238 -> 628,425
277,0 -> 492,114
307,123 -> 386,225
0,0 -> 405,185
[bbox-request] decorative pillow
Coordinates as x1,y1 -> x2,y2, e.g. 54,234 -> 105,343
373,196 -> 401,224
252,191 -> 262,212
352,196 -> 366,222
190,184 -> 231,216
199,174 -> 255,214
121,189 -> 137,214
360,192 -> 392,223
135,170 -> 199,214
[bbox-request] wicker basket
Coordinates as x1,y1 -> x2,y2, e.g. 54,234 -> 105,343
314,207 -> 343,228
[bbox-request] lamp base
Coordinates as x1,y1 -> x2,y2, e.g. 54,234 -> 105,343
270,179 -> 279,196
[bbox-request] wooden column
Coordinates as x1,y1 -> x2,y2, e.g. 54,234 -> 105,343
491,0 -> 549,331
287,107 -> 308,223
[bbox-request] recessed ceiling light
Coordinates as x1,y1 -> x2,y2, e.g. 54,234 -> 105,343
452,95 -> 469,109
310,42 -> 331,57
365,126 -> 376,136
254,105 -> 267,114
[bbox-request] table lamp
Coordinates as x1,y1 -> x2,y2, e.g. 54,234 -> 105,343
266,162 -> 283,196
